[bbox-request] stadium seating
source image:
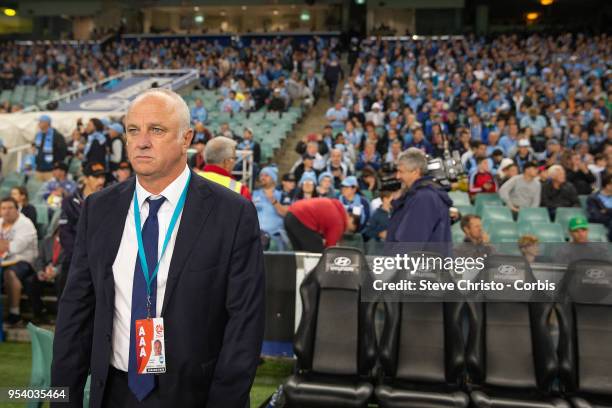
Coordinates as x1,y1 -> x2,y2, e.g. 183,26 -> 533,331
481,206 -> 513,227
588,223 -> 609,243
518,207 -> 551,224
375,302 -> 469,408
557,259 -> 612,406
474,193 -> 503,216
555,207 -> 587,232
487,221 -> 519,243
283,247 -> 377,408
26,323 -> 53,408
455,205 -> 475,217
449,191 -> 470,207
524,222 -> 566,243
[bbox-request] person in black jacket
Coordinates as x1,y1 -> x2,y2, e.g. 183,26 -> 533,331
10,186 -> 37,227
563,151 -> 595,195
586,173 -> 612,241
540,164 -> 580,219
34,115 -> 67,181
83,118 -> 108,167
57,162 -> 106,296
323,57 -> 344,102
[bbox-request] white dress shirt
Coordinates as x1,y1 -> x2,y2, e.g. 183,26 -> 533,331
110,165 -> 190,371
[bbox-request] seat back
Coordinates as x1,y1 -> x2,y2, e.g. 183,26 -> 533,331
518,207 -> 551,224
467,255 -> 557,391
558,259 -> 612,397
293,247 -> 376,377
379,301 -> 465,385
27,323 -> 54,408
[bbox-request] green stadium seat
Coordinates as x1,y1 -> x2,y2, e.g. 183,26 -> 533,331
455,205 -> 475,216
481,206 -> 513,223
26,323 -> 53,408
26,179 -> 44,203
452,222 -> 465,243
488,221 -> 519,243
34,204 -> 49,230
529,222 -> 565,243
578,195 -> 588,211
474,193 -> 503,215
589,223 -> 609,242
449,190 -> 470,206
517,207 -> 550,224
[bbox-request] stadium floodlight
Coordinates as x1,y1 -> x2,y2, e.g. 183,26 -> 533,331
194,15 -> 204,23
4,8 -> 16,17
540,0 -> 554,5
355,0 -> 366,4
526,12 -> 540,21
300,11 -> 310,21
241,5 -> 247,11
273,9 -> 279,15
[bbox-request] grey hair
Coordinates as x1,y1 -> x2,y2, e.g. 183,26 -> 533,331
548,164 -> 564,176
204,136 -> 236,164
397,147 -> 428,175
127,88 -> 191,138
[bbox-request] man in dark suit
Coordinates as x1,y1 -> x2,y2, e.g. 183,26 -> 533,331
51,88 -> 265,408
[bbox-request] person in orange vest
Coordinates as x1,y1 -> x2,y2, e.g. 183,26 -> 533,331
196,136 -> 252,200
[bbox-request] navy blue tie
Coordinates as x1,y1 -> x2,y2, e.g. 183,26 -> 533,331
128,196 -> 165,401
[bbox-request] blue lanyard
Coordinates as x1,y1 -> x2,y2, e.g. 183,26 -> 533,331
133,172 -> 191,317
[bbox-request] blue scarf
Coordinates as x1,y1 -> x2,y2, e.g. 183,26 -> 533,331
35,128 -> 54,164
84,131 -> 106,156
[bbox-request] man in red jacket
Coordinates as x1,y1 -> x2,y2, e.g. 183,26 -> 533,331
285,197 -> 360,252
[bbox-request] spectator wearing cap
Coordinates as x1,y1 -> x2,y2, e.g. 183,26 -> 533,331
317,172 -> 336,198
33,115 -> 67,181
540,164 -> 580,218
295,172 -> 319,201
520,106 -> 547,136
113,161 -> 132,184
252,166 -> 290,251
83,118 -> 108,168
562,151 -> 596,195
237,128 -> 261,165
0,196 -> 39,326
199,136 -> 252,200
292,153 -> 319,183
326,101 -> 348,129
57,162 -> 107,296
365,102 -> 385,127
279,173 -> 297,205
568,216 -> 590,244
469,156 -> 498,197
41,162 -> 77,204
107,123 -> 126,172
339,176 -> 370,228
190,98 -> 208,125
586,173 -> 612,241
356,140 -> 382,171
514,138 -> 536,173
499,161 -> 541,214
495,159 -> 518,187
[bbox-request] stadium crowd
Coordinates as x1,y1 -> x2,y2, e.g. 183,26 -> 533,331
0,33 -> 611,326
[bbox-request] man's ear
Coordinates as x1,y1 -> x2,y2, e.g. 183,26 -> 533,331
183,128 -> 194,151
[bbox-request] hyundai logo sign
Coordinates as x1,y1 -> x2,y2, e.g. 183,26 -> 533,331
497,265 -> 517,275
585,268 -> 606,280
333,257 -> 352,267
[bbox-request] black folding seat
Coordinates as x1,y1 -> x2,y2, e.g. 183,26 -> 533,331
466,254 -> 570,408
375,301 -> 469,408
283,247 -> 377,408
557,259 -> 612,407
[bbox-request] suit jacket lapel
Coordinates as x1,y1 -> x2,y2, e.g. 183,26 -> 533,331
102,179 -> 136,311
161,171 -> 213,315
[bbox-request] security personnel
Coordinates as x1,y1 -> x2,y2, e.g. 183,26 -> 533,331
57,162 -> 106,296
197,136 -> 252,200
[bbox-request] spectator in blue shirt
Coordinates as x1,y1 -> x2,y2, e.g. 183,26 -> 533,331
339,176 -> 370,229
220,90 -> 241,114
326,102 -> 349,129
190,98 -> 208,124
405,127 -> 432,155
356,140 -> 382,171
252,166 -> 289,251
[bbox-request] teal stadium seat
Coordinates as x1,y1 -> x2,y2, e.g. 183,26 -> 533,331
449,191 -> 470,206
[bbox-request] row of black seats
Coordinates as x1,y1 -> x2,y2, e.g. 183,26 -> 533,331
282,247 -> 612,408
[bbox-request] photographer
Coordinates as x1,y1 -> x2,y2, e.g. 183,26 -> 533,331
386,148 -> 453,243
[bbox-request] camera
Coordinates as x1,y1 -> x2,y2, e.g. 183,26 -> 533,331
426,149 -> 464,189
379,162 -> 402,192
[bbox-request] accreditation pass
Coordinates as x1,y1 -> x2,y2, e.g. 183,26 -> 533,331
135,317 -> 166,374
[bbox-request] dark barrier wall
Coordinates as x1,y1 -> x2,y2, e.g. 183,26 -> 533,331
121,32 -> 340,46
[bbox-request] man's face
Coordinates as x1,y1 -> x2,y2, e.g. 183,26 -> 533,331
396,163 -> 421,188
476,145 -> 487,158
303,157 -> 313,169
259,173 -> 274,188
52,169 -> 66,180
341,186 -> 356,200
154,341 -> 162,356
524,166 -> 538,178
282,180 -> 295,192
0,201 -> 19,223
195,99 -> 202,107
518,146 -> 529,156
552,168 -> 566,183
85,175 -> 106,192
125,94 -> 192,179
479,160 -> 489,173
570,228 -> 589,244
331,150 -> 342,164
463,218 -> 483,242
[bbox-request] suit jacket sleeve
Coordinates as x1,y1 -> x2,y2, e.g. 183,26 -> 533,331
206,200 -> 265,407
50,197 -> 94,407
